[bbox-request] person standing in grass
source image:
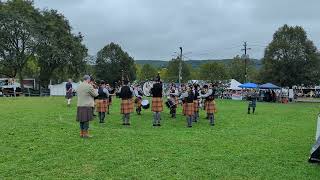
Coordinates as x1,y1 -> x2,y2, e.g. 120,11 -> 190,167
65,79 -> 73,107
150,77 -> 163,127
76,75 -> 98,138
119,80 -> 134,125
180,85 -> 195,127
247,89 -> 258,114
193,84 -> 200,122
200,84 -> 216,126
133,84 -> 143,115
96,80 -> 109,123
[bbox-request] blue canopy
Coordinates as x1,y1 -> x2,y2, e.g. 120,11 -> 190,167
259,83 -> 280,89
238,82 -> 258,89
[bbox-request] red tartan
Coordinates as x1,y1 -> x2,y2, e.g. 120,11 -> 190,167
96,99 -> 108,112
193,100 -> 199,112
185,103 -> 195,116
135,98 -> 142,108
182,103 -> 186,115
121,99 -> 134,114
206,100 -> 216,114
152,97 -> 163,112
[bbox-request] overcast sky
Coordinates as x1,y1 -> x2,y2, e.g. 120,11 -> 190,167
33,0 -> 320,60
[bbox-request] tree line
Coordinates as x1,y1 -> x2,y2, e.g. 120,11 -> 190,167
1,0 -> 320,89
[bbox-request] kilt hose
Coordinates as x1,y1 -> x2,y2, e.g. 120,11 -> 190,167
152,97 -> 163,112
182,103 -> 186,115
193,100 -> 199,112
206,100 -> 217,114
121,99 -> 134,114
96,99 -> 108,112
185,102 -> 195,116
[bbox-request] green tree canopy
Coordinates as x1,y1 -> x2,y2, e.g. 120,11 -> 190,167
138,64 -> 157,81
96,42 -> 136,83
261,24 -> 320,87
166,57 -> 191,83
228,55 -> 259,83
199,62 -> 229,82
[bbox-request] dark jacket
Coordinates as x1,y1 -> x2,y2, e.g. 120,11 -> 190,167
150,83 -> 162,97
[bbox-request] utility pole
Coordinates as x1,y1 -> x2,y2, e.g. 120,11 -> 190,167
178,47 -> 182,84
241,42 -> 251,82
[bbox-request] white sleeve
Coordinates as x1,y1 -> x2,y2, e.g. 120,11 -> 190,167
103,88 -> 109,96
201,89 -> 212,98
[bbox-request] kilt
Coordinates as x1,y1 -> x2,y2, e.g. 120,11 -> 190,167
174,97 -> 179,106
182,103 -> 186,115
121,99 -> 134,114
65,91 -> 73,99
206,100 -> 216,114
96,99 -> 108,112
152,97 -> 163,112
193,100 -> 199,112
185,103 -> 195,116
135,97 -> 142,108
76,107 -> 93,122
248,101 -> 256,108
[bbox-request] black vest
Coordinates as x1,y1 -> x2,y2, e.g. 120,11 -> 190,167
120,86 -> 132,99
185,91 -> 195,103
151,83 -> 162,97
97,87 -> 108,99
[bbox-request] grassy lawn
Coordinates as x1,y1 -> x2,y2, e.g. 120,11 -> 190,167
0,97 -> 320,179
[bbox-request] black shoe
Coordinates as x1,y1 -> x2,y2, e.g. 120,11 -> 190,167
308,158 -> 320,163
153,124 -> 157,127
93,114 -> 97,117
157,124 -> 161,126
187,125 -> 192,128
122,123 -> 126,125
211,124 -> 215,126
107,112 -> 110,114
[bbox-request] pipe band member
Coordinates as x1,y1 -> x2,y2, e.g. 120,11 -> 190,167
65,79 -> 73,106
200,84 -> 217,126
169,85 -> 179,118
150,77 -> 163,126
134,85 -> 143,115
96,80 -> 109,123
193,84 -> 200,122
180,85 -> 195,127
76,75 -> 98,138
119,80 -> 134,125
248,89 -> 258,114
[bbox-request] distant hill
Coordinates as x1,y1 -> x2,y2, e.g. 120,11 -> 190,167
135,59 -> 262,69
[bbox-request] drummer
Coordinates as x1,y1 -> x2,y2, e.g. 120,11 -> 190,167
150,76 -> 163,126
169,84 -> 179,118
134,84 -> 143,115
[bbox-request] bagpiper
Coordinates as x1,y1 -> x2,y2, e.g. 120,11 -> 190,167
134,84 -> 143,115
150,75 -> 163,126
118,80 -> 134,125
200,84 -> 217,126
96,80 -> 109,123
65,79 -> 73,107
180,85 -> 195,127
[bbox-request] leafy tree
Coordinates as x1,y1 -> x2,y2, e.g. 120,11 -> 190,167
166,57 -> 191,83
261,24 -> 320,87
138,64 -> 157,81
0,0 -> 41,86
96,42 -> 136,83
199,62 -> 229,82
228,55 -> 258,83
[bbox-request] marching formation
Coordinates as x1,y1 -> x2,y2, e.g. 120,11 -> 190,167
71,75 -> 217,138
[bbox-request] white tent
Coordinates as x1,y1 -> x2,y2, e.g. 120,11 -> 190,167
49,82 -> 80,96
227,79 -> 242,90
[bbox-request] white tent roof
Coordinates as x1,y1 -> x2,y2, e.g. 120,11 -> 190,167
227,79 -> 242,90
49,82 -> 80,96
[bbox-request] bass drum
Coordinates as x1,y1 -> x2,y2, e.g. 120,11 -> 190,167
143,81 -> 154,97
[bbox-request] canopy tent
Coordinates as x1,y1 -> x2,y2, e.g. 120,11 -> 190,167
259,83 -> 280,89
49,82 -> 80,96
227,79 -> 242,90
238,82 -> 258,89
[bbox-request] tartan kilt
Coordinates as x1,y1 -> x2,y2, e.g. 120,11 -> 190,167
135,97 -> 142,108
121,99 -> 134,114
206,100 -> 216,114
193,100 -> 199,112
174,97 -> 179,106
65,91 -> 73,99
152,97 -> 163,112
185,103 -> 195,116
96,99 -> 108,112
76,107 -> 93,122
182,103 -> 186,115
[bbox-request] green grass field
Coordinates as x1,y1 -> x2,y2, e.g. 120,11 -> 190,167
1,97 -> 320,179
